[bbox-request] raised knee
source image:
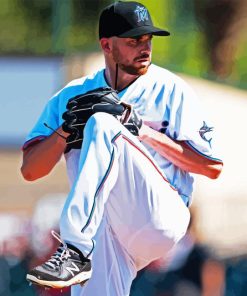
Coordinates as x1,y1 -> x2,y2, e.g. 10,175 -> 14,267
92,112 -> 114,122
85,112 -> 121,135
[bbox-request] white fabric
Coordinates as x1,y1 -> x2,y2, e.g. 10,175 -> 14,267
63,113 -> 189,296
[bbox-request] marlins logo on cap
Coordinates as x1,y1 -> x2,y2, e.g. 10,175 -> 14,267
135,6 -> 149,22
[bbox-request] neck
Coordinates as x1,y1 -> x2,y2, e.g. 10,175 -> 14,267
104,61 -> 139,91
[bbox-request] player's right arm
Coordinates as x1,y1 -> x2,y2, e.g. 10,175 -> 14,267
21,127 -> 68,181
21,76 -> 90,181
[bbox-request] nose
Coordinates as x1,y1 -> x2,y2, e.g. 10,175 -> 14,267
141,40 -> 152,54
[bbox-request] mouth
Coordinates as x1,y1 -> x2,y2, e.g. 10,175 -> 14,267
134,54 -> 150,62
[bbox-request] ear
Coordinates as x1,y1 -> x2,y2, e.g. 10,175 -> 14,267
100,38 -> 111,54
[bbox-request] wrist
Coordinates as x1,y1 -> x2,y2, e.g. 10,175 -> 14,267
138,124 -> 153,141
57,126 -> 69,139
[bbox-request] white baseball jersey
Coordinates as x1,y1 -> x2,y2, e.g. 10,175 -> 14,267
23,64 -> 222,295
23,64 -> 222,206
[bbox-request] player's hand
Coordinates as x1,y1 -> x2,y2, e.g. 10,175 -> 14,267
62,87 -> 131,152
123,109 -> 142,136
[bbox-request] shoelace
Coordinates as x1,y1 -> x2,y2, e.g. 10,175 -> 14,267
44,231 -> 71,269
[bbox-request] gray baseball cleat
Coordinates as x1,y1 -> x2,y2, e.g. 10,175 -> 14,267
26,231 -> 92,289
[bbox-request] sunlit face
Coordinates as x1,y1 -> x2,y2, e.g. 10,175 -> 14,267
111,34 -> 153,75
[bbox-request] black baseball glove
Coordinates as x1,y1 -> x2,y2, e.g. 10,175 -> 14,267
62,87 -> 131,152
123,109 -> 143,136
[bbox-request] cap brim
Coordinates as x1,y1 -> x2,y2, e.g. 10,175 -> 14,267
118,25 -> 170,38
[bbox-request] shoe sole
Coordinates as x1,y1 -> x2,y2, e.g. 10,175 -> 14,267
26,269 -> 92,289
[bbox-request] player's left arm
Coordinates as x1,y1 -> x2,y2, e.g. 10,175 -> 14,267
138,124 -> 223,179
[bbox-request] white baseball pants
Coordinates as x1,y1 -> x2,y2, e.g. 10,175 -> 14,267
60,113 -> 190,296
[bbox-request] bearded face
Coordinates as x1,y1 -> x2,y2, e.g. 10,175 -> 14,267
111,35 -> 152,76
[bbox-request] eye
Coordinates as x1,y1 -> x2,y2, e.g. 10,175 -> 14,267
127,39 -> 138,46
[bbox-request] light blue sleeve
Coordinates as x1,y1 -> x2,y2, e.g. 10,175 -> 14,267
21,71 -> 105,150
167,80 -> 222,162
22,94 -> 60,150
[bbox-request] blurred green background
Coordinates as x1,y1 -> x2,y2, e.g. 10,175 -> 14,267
1,0 -> 246,89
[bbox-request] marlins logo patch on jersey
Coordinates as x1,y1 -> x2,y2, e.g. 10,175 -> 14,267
199,121 -> 213,146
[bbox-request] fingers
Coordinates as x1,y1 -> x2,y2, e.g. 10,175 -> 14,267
92,103 -> 125,115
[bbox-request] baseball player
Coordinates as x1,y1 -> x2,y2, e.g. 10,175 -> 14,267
21,1 -> 223,296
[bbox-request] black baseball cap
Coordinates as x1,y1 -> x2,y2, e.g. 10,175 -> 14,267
99,1 -> 170,39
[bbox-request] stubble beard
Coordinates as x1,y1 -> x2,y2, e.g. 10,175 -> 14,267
118,62 -> 150,75
112,48 -> 150,76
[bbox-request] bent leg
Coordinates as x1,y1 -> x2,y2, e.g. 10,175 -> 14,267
60,113 -> 124,256
60,112 -> 189,294
105,132 -> 190,270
